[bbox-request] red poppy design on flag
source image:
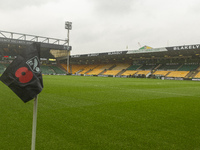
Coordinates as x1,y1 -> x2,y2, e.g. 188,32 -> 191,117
15,67 -> 33,83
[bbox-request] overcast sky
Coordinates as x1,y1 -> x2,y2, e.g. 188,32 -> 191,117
0,0 -> 200,54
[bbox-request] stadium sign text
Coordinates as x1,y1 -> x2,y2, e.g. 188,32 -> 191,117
172,45 -> 200,50
71,55 -> 80,58
108,51 -> 123,55
88,53 -> 99,57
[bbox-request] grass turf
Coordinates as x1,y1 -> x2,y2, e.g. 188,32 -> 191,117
0,75 -> 200,150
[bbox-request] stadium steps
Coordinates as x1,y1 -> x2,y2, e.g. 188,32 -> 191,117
165,71 -> 171,76
127,64 -> 141,70
41,65 -> 55,75
84,66 -> 99,75
185,71 -> 195,78
194,71 -> 200,78
98,69 -> 107,75
51,66 -> 66,74
196,66 -> 200,71
60,64 -> 72,73
0,63 -> 6,74
84,69 -> 92,74
176,64 -> 183,70
109,65 -> 116,70
77,65 -> 98,75
154,64 -> 162,70
116,69 -> 126,76
76,69 -> 84,74
59,64 -> 68,72
189,71 -> 199,78
136,65 -> 143,70
121,70 -> 138,76
189,66 -> 200,78
151,69 -> 157,74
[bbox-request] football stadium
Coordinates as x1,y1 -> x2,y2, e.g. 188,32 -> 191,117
0,30 -> 200,150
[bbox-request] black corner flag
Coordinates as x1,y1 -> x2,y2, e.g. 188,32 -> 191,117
0,43 -> 43,103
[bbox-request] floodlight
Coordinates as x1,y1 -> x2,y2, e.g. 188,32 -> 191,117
65,21 -> 72,30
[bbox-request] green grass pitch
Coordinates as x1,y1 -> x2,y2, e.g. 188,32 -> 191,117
0,75 -> 200,150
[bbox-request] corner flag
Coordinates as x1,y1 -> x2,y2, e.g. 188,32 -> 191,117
0,43 -> 43,103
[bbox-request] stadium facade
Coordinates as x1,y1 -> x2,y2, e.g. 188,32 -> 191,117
0,30 -> 200,80
67,44 -> 200,81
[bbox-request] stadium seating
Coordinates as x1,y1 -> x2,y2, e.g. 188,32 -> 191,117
100,63 -> 131,76
126,64 -> 141,70
100,64 -> 115,70
41,65 -> 55,75
51,66 -> 66,74
158,64 -> 181,70
78,64 -> 98,74
166,71 -> 189,78
194,72 -> 200,78
87,69 -> 103,75
121,70 -> 138,76
153,71 -> 170,76
0,63 -> 6,74
112,63 -> 130,70
87,64 -> 108,75
139,64 -> 156,70
178,64 -> 199,71
136,70 -> 151,75
70,64 -> 86,74
60,64 -> 72,73
1,61 -> 198,79
1,63 -> 67,75
102,70 -> 121,76
87,64 -> 115,75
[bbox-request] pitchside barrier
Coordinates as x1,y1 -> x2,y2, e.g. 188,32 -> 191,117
73,73 -> 200,81
161,77 -> 200,81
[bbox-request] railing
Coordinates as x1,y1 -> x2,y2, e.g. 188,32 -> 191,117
0,30 -> 70,50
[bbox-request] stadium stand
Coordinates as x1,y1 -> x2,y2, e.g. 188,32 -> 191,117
60,64 -> 69,72
139,64 -> 156,70
1,37 -> 200,80
166,71 -> 190,78
194,72 -> 200,78
153,71 -> 170,76
121,70 -> 138,76
178,64 -> 199,71
51,66 -> 66,74
0,63 -> 6,74
87,64 -> 107,75
70,64 -> 86,74
158,64 -> 181,71
41,65 -> 55,75
136,70 -> 151,75
126,64 -> 141,70
102,70 -> 121,76
78,64 -> 98,74
101,63 -> 131,76
100,64 -> 115,70
112,63 -> 130,70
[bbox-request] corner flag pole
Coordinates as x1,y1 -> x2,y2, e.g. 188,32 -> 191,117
31,95 -> 38,150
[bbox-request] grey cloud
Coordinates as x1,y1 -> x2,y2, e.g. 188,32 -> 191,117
0,0 -> 60,10
91,0 -> 135,16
